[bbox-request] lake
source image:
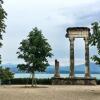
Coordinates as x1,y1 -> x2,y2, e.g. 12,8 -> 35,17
14,73 -> 100,80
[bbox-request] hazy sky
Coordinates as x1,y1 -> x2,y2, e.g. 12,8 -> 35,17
1,0 -> 100,66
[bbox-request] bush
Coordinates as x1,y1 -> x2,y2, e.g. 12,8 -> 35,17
96,80 -> 100,85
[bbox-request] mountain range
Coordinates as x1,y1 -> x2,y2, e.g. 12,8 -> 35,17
0,63 -> 100,74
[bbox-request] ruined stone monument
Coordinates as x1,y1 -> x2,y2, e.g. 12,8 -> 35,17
66,27 -> 90,78
54,59 -> 60,78
52,27 -> 96,85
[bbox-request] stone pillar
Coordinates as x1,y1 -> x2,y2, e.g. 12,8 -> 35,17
84,38 -> 90,78
69,38 -> 74,78
54,59 -> 60,78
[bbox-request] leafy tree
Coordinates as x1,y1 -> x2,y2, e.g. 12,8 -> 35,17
0,66 -> 14,80
0,0 -> 7,64
89,22 -> 100,64
17,27 -> 53,87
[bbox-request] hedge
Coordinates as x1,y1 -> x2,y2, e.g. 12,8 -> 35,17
1,78 -> 100,85
0,78 -> 52,85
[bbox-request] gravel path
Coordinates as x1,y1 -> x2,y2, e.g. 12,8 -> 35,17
0,85 -> 100,100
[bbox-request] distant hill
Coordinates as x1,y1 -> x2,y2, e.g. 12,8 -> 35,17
0,63 -> 18,73
45,63 -> 100,74
0,63 -> 100,74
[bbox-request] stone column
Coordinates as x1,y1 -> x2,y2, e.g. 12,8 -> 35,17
84,38 -> 90,78
54,59 -> 60,78
69,38 -> 74,78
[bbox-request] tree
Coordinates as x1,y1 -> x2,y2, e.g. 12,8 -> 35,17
89,22 -> 100,64
17,27 -> 53,87
0,66 -> 14,80
0,0 -> 7,64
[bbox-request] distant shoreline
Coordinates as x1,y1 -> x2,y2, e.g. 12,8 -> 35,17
14,73 -> 100,80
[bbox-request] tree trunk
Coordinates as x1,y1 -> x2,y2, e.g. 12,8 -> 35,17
32,72 -> 34,87
31,72 -> 36,87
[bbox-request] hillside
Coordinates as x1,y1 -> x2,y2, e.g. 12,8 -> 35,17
0,63 -> 100,74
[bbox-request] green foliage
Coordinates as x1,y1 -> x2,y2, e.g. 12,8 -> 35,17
0,55 -> 1,64
1,78 -> 52,85
17,27 -> 53,86
0,66 -> 14,80
0,0 -> 7,38
0,0 -> 7,64
89,22 -> 100,64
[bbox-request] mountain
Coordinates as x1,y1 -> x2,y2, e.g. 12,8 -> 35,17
0,63 -> 18,73
45,63 -> 100,74
0,63 -> 100,74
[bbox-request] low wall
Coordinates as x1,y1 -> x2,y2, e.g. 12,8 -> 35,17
52,77 -> 97,85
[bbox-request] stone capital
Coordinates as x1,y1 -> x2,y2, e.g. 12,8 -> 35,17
69,38 -> 75,42
84,37 -> 89,41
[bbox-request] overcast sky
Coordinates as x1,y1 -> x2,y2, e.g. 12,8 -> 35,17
0,0 -> 100,66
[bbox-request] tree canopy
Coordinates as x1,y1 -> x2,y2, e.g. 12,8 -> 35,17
0,0 -> 7,64
0,66 -> 14,80
0,0 -> 7,42
89,22 -> 100,64
17,27 -> 53,86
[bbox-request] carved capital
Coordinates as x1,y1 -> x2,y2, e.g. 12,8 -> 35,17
84,37 -> 89,41
69,38 -> 75,42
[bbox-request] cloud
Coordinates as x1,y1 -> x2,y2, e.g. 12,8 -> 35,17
59,0 -> 100,26
1,0 -> 100,64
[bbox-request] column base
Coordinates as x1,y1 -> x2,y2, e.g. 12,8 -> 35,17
85,73 -> 90,78
69,75 -> 74,79
54,73 -> 60,78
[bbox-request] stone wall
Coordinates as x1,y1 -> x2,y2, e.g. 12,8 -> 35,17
52,77 -> 97,85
